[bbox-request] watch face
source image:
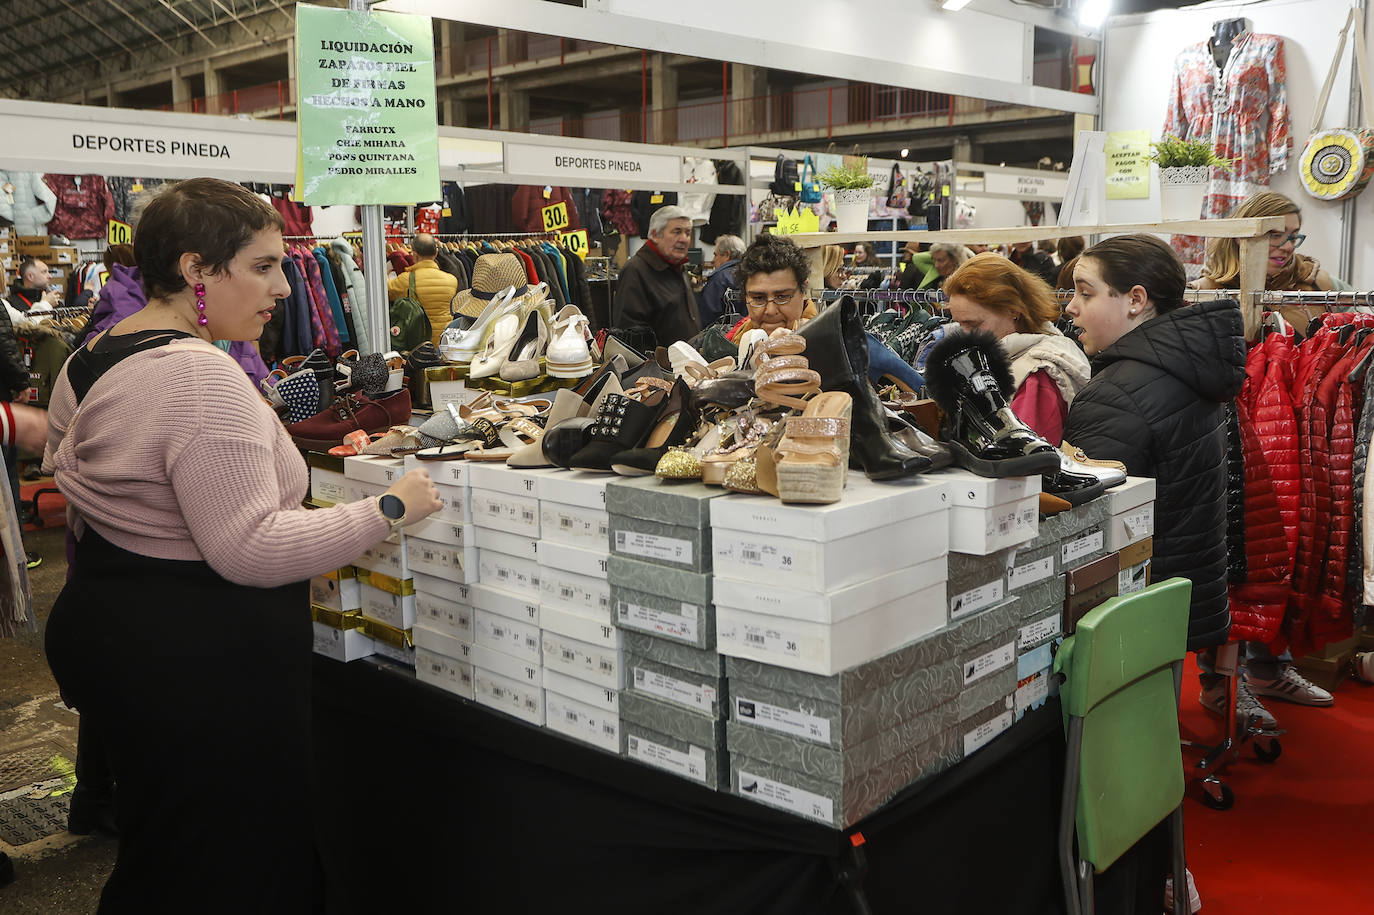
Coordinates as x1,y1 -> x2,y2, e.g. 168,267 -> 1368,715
380,494 -> 405,520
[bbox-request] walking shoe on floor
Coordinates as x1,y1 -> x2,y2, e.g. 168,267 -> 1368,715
1163,867 -> 1202,914
25,551 -> 40,570
1248,666 -> 1334,706
1199,677 -> 1278,731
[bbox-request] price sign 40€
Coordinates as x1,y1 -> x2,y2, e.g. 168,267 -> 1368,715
541,201 -> 570,232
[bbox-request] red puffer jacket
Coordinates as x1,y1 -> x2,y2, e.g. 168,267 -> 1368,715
1227,396 -> 1291,643
1244,328 -> 1300,560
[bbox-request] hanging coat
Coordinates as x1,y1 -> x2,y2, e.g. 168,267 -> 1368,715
1227,396 -> 1292,644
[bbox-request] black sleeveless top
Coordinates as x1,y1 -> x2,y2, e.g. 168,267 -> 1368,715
67,330 -> 196,406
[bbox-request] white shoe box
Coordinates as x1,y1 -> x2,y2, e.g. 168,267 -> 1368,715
343,454 -> 405,486
310,468 -> 348,506
413,570 -> 472,607
543,667 -> 620,714
404,534 -> 479,582
412,621 -> 472,662
936,469 -> 1040,507
414,586 -> 474,644
312,621 -> 374,662
473,667 -> 545,726
714,512 -> 945,594
540,539 -> 611,620
542,627 -> 626,690
404,515 -> 474,548
718,580 -> 948,677
478,549 -> 541,599
474,607 -> 542,665
358,576 -> 416,631
948,494 -> 1039,555
470,641 -> 542,687
345,479 -> 388,504
468,461 -> 543,499
355,535 -> 411,580
406,452 -> 471,490
541,604 -> 620,650
1104,477 -> 1156,551
710,476 -> 948,543
538,471 -> 611,549
416,646 -> 475,700
713,556 -> 945,626
539,539 -> 609,580
474,526 -> 538,560
310,569 -> 361,613
372,638 -> 416,668
472,487 -> 541,538
469,582 -> 541,627
545,689 -> 623,754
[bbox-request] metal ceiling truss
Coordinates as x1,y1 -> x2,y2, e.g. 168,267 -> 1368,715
0,0 -> 325,98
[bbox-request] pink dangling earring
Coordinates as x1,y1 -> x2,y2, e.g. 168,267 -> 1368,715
194,282 -> 208,326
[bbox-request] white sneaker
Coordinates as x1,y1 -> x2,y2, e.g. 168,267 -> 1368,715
1248,666 -> 1334,707
546,305 -> 594,378
1163,867 -> 1202,914
1199,678 -> 1278,730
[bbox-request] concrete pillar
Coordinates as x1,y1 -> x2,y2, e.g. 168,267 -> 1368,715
171,66 -> 191,108
650,53 -> 679,144
438,21 -> 466,76
203,60 -> 223,115
952,134 -> 979,164
729,63 -> 766,141
497,29 -> 520,67
498,84 -> 529,132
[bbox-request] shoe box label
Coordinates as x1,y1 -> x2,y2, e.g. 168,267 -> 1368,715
985,503 -> 1038,538
719,619 -> 802,661
1008,555 -> 1055,590
1062,529 -> 1104,565
616,600 -> 699,642
733,695 -> 830,744
1118,560 -> 1150,595
736,769 -> 833,825
950,580 -> 1005,620
964,703 -> 1014,756
627,734 -> 707,784
1015,669 -> 1050,717
1019,615 -> 1061,650
1121,504 -> 1154,540
614,529 -> 693,566
963,641 -> 1015,686
632,665 -> 717,715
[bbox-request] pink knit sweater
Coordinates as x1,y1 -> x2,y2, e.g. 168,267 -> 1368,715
44,338 -> 391,587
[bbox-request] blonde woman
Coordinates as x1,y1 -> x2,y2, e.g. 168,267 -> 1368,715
821,245 -> 847,290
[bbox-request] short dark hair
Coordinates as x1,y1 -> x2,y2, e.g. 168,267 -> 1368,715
134,177 -> 285,300
1056,235 -> 1085,263
412,233 -> 438,258
18,257 -> 42,283
735,233 -> 809,292
1081,234 -> 1187,314
103,244 -> 135,273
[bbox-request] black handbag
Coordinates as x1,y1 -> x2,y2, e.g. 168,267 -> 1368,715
769,154 -> 800,196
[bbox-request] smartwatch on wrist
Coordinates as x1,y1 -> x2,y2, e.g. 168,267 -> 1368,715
378,494 -> 406,531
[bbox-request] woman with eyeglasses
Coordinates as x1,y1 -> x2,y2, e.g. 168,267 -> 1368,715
1196,191 -> 1353,329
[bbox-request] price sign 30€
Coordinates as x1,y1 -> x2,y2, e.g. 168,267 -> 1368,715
541,202 -> 570,232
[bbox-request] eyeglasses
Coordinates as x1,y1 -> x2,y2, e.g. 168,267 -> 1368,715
745,289 -> 800,308
1267,231 -> 1306,248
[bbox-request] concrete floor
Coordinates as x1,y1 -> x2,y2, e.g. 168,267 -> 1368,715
1,522 -> 114,912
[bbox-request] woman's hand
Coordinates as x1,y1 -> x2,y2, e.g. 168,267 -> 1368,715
384,468 -> 444,525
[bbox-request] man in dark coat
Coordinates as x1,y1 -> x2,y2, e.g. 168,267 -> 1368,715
696,234 -> 745,328
612,205 -> 700,348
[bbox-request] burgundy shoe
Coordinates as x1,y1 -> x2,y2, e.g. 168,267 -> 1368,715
287,389 -> 412,452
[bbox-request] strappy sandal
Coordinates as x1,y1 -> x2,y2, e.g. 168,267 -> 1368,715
464,416 -> 546,462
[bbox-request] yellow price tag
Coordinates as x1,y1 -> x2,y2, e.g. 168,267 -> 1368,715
559,229 -> 589,259
541,201 -> 570,232
107,218 -> 133,245
794,181 -> 802,192
441,207 -> 452,217
649,194 -> 664,205
941,184 -> 951,197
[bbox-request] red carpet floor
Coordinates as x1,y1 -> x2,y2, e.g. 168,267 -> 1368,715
1178,652 -> 1374,913
20,478 -> 68,530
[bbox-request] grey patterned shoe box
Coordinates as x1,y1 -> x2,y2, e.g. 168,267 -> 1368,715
609,555 -> 715,649
959,694 -> 1015,759
727,698 -> 958,782
623,631 -> 724,678
624,721 -> 728,790
730,727 -> 959,828
626,651 -> 728,719
1058,523 -> 1109,571
723,597 -> 1019,707
729,659 -> 960,751
957,664 -> 1018,719
958,625 -> 1018,695
947,548 -> 1016,600
1004,541 -> 1060,597
1023,496 -> 1112,551
620,690 -> 727,748
606,477 -> 721,527
1012,574 -> 1067,622
610,513 -> 712,572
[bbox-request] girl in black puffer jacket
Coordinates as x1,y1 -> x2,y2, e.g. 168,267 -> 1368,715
1063,234 -> 1246,651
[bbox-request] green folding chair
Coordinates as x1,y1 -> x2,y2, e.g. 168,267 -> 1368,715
1054,577 -> 1192,915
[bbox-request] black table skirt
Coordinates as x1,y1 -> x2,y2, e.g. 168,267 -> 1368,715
312,656 -> 1164,915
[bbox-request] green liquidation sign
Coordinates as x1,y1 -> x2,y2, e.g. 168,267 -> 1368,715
296,4 -> 439,205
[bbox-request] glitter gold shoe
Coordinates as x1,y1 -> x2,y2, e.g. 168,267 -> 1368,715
655,422 -> 722,480
722,450 -> 761,493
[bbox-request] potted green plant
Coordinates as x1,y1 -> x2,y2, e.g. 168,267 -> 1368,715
819,159 -> 875,233
1150,136 -> 1233,221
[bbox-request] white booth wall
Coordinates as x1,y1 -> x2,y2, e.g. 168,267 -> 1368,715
1102,0 -> 1361,284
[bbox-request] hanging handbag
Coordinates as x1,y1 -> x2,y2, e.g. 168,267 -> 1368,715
886,162 -> 910,209
1300,7 -> 1374,200
770,154 -> 800,196
799,156 -> 823,204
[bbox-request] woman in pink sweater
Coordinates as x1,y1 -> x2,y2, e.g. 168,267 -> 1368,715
41,179 -> 442,913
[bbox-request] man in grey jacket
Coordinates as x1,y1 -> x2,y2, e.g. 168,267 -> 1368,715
612,205 -> 700,348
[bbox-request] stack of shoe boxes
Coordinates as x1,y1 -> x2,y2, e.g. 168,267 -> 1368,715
1104,477 -> 1156,596
712,476 -> 962,825
466,463 -> 546,725
344,456 -> 416,667
404,455 -> 479,700
607,477 -> 729,788
537,471 -> 623,754
310,567 -> 374,662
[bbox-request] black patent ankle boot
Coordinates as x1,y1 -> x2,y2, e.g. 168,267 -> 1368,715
799,296 -> 931,480
925,331 -> 1061,479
